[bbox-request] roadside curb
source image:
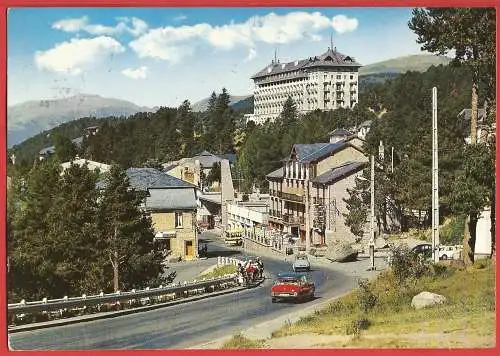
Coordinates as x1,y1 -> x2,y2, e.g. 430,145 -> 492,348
8,278 -> 265,334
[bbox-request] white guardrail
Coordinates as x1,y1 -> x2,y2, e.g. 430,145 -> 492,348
8,257 -> 244,326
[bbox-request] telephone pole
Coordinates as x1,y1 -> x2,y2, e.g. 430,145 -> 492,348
432,87 -> 440,263
369,154 -> 375,270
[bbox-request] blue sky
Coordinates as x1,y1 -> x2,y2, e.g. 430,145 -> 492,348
8,7 -> 431,108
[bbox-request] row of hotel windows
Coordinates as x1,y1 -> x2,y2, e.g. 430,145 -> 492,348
256,81 -> 357,95
255,71 -> 358,88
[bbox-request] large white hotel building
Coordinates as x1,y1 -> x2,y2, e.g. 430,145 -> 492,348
246,46 -> 362,125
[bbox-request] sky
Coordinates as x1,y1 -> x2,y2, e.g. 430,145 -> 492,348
8,7 -> 431,108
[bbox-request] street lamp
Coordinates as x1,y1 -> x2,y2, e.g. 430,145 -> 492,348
356,155 -> 375,271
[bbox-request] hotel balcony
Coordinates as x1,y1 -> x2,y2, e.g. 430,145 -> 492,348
269,189 -> 282,198
282,213 -> 305,226
281,192 -> 305,203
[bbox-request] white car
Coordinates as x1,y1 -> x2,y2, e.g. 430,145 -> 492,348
292,254 -> 311,272
438,245 -> 462,260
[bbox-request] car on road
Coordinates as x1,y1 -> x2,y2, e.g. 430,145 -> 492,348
438,245 -> 462,260
411,243 -> 433,259
292,253 -> 311,272
271,272 -> 315,303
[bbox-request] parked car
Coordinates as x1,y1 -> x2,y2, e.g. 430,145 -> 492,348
411,243 -> 433,259
387,243 -> 433,265
271,272 -> 315,303
438,245 -> 462,260
292,253 -> 311,272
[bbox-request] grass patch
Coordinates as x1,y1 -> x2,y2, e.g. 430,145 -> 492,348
196,264 -> 237,280
271,258 -> 495,347
221,334 -> 266,349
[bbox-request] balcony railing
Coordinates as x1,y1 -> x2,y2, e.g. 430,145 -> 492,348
282,214 -> 304,225
268,209 -> 283,219
269,189 -> 282,198
281,192 -> 305,203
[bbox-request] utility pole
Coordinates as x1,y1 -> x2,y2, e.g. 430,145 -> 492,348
369,154 -> 375,271
432,87 -> 440,263
391,147 -> 394,173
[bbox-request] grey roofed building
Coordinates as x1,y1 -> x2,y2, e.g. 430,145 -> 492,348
290,140 -> 362,164
266,167 -> 284,180
311,161 -> 367,186
191,150 -> 224,168
145,188 -> 197,211
125,168 -> 197,190
251,47 -> 361,80
328,128 -> 354,136
97,167 -> 197,191
217,153 -> 237,165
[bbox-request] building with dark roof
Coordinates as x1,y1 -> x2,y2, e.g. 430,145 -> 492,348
266,136 -> 368,251
98,167 -> 199,261
247,46 -> 362,124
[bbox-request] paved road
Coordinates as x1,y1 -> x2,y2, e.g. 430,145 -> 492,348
9,231 -> 381,350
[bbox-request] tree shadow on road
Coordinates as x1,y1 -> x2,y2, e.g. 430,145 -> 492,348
205,250 -> 241,258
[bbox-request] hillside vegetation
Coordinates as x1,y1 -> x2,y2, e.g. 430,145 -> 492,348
223,259 -> 495,349
359,54 -> 451,76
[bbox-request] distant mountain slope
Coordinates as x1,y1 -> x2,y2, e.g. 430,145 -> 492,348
192,95 -> 253,112
359,54 -> 452,76
7,94 -> 154,146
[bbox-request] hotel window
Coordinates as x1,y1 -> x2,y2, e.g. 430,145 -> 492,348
175,212 -> 183,228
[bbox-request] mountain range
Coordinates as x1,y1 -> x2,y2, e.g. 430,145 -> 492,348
7,94 -> 155,147
7,54 -> 452,147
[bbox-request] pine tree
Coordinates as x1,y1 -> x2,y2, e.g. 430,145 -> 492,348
409,8 -> 496,144
178,100 -> 196,156
53,133 -> 78,162
10,160 -> 62,300
97,165 -> 165,292
45,163 -> 102,296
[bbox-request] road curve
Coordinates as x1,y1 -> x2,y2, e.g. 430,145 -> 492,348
9,234 -> 363,350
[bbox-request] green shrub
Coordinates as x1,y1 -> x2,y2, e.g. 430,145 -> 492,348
345,317 -> 371,336
389,244 -> 431,285
357,279 -> 378,313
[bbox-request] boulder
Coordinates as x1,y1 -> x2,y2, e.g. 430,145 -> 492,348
375,237 -> 389,249
411,291 -> 446,309
326,240 -> 359,263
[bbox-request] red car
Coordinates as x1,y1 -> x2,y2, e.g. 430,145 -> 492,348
271,272 -> 315,303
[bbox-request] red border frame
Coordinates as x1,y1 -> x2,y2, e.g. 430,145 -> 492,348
1,1 -> 498,356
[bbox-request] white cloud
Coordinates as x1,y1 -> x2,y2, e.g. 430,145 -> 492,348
34,36 -> 125,75
52,16 -> 148,37
129,11 -> 358,63
121,66 -> 148,79
129,24 -> 210,62
331,15 -> 358,34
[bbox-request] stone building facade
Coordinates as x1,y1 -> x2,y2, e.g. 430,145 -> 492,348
266,133 -> 368,251
247,46 -> 362,124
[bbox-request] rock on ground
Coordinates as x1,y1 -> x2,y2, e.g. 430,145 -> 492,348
326,240 -> 359,262
411,291 -> 446,309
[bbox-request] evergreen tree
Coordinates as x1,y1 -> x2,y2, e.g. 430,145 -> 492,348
450,143 -> 495,264
97,165 -> 165,292
45,163 -> 101,295
280,96 -> 299,129
409,8 -> 496,144
177,100 -> 196,157
10,160 -> 62,300
53,133 -> 77,162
